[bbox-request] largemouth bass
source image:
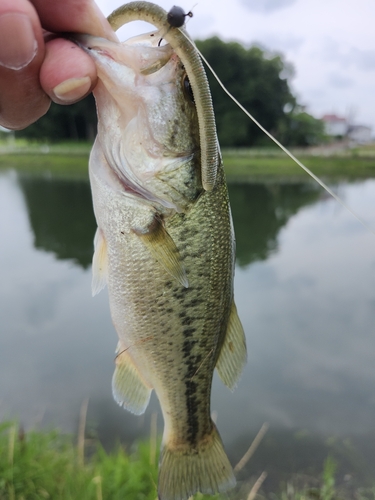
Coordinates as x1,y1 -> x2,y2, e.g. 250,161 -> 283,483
76,3 -> 247,499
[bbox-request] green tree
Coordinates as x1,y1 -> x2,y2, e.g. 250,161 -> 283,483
16,93 -> 97,142
279,109 -> 327,146
196,37 -> 296,147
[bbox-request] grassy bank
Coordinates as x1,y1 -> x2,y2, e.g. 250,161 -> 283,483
0,141 -> 91,178
1,421 -> 375,500
1,142 -> 375,181
222,151 -> 375,181
0,153 -> 89,178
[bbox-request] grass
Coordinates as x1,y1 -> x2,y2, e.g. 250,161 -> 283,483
0,420 -> 223,500
273,457 -> 375,500
0,153 -> 89,178
222,152 -> 375,182
1,421 -> 375,500
2,140 -> 375,181
0,421 -> 159,500
0,140 -> 91,178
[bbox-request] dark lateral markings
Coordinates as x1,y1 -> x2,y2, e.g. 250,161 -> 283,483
183,327 -> 196,338
182,328 -> 208,445
184,350 -> 200,445
182,316 -> 194,325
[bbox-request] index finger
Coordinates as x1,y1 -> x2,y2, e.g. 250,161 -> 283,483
34,0 -> 118,104
0,0 -> 49,129
30,0 -> 117,41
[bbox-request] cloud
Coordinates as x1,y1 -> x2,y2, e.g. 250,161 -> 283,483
240,0 -> 297,13
321,38 -> 375,72
262,33 -> 304,53
347,47 -> 375,71
328,73 -> 354,89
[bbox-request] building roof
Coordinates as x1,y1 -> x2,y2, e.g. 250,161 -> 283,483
322,114 -> 347,123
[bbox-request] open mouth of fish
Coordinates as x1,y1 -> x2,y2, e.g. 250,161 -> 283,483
71,32 -> 196,212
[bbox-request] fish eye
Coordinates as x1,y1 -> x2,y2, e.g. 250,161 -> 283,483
183,74 -> 194,102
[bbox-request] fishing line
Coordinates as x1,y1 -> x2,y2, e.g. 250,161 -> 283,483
178,29 -> 375,236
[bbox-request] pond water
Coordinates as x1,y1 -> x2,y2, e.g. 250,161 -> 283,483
1,169 -> 375,490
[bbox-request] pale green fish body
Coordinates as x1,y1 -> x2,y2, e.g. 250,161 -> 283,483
79,28 -> 246,500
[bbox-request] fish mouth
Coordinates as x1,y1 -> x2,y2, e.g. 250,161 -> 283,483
70,33 -> 173,75
70,34 -> 120,62
71,33 -> 186,212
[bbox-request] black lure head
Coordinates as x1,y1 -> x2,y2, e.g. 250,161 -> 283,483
167,5 -> 193,28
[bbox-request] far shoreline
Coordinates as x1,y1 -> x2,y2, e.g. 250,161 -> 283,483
1,141 -> 375,182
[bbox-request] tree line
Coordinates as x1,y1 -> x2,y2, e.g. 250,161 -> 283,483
16,36 -> 325,147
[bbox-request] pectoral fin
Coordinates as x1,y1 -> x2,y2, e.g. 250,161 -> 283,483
92,228 -> 108,296
134,216 -> 188,288
112,343 -> 152,415
216,302 -> 247,390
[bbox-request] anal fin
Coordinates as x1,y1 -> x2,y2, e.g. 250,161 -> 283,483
133,216 -> 188,288
112,343 -> 152,415
216,301 -> 247,390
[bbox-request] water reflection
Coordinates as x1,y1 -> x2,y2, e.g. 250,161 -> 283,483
19,176 -> 96,268
228,183 -> 321,266
17,175 -> 323,270
1,170 -> 375,489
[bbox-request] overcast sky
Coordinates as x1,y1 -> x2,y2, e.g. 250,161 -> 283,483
95,0 -> 375,132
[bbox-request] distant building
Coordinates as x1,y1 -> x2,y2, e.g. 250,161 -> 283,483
322,114 -> 348,137
321,114 -> 373,144
347,125 -> 372,144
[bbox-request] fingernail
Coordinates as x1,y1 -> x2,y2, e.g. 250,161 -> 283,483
53,76 -> 92,102
0,13 -> 37,70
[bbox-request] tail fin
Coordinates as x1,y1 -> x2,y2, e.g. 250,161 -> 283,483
158,424 -> 235,500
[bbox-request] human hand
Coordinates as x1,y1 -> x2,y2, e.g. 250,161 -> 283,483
0,0 -> 117,130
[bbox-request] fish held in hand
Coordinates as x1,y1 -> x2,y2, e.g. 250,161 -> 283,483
76,3 -> 247,499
